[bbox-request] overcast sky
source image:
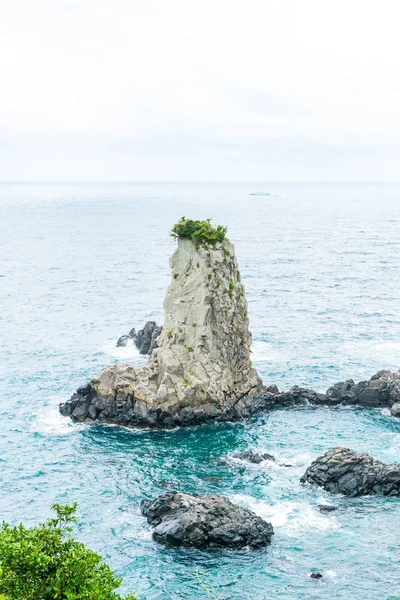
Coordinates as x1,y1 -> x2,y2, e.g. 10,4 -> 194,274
1,0 -> 400,181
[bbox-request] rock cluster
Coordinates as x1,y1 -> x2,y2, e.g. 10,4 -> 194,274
117,321 -> 162,355
140,491 -> 274,548
326,370 -> 400,411
301,447 -> 400,496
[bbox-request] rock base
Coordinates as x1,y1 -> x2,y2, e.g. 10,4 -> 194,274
59,364 -> 326,428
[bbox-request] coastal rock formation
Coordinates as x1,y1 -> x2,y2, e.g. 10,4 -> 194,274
59,369 -> 324,426
117,321 -> 162,355
60,224 -> 272,427
232,450 -> 275,464
301,447 -> 400,496
140,491 -> 274,548
326,370 -> 400,409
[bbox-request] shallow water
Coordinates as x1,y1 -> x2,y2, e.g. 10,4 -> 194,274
0,182 -> 400,599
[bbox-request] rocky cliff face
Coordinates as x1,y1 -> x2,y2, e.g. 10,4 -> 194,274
60,237 -> 266,427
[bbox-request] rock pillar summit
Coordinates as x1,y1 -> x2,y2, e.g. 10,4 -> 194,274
60,218 -> 264,427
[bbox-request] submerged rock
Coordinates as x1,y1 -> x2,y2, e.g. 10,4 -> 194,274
318,504 -> 337,512
326,370 -> 400,409
140,491 -> 274,548
309,572 -> 323,579
232,450 -> 276,464
116,321 -> 162,354
301,447 -> 400,496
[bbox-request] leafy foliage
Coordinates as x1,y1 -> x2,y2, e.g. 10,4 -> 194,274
0,503 -> 137,600
171,218 -> 227,247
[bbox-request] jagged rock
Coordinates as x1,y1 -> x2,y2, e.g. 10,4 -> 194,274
116,334 -> 131,347
391,402 -> 400,417
116,321 -> 162,354
140,491 -> 274,548
232,450 -> 275,464
326,370 -> 400,408
301,447 -> 400,496
130,321 -> 162,355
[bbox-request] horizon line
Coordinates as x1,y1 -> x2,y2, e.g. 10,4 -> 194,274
1,180 -> 400,185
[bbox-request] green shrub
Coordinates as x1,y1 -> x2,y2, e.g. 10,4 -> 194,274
0,504 -> 136,600
171,218 -> 227,247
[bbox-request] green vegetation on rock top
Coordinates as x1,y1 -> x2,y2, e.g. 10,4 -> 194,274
171,217 -> 227,247
0,503 -> 137,600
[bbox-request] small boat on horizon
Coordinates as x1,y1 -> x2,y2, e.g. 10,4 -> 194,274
249,191 -> 270,196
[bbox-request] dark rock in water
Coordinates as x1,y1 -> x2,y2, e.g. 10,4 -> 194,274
131,321 -> 162,355
326,370 -> 400,408
233,450 -> 275,464
116,334 -> 131,347
140,491 -> 274,549
116,321 -> 162,355
301,447 -> 400,497
391,402 -> 400,417
318,504 -> 337,512
309,572 -> 323,579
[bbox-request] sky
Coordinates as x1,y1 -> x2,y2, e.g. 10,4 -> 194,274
1,0 -> 400,182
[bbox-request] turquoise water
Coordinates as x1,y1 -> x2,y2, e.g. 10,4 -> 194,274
0,182 -> 400,599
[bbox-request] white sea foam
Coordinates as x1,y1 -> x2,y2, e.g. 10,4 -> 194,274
33,406 -> 82,435
232,495 -> 338,533
103,340 -> 148,364
251,340 -> 281,362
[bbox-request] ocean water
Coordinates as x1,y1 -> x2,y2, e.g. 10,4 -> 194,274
0,182 -> 399,599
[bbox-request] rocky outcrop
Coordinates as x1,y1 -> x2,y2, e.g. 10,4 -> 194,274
60,218 -> 399,429
301,447 -> 400,496
232,450 -> 275,464
140,491 -> 274,548
59,367 -> 327,427
325,370 -> 400,409
60,235 -> 278,427
117,321 -> 162,355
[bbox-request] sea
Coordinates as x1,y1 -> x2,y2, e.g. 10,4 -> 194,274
0,182 -> 399,599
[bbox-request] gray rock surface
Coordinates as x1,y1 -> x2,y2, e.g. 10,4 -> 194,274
140,491 -> 274,548
301,447 -> 400,496
232,450 -> 275,464
326,370 -> 400,408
